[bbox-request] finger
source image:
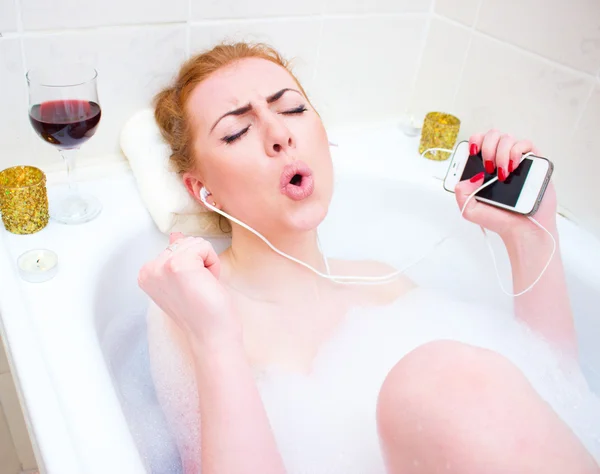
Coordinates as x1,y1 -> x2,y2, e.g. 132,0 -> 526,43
496,134 -> 516,182
168,238 -> 221,279
455,172 -> 486,219
155,235 -> 197,268
509,139 -> 536,172
469,133 -> 484,157
169,232 -> 185,244
481,129 -> 502,174
193,240 -> 221,279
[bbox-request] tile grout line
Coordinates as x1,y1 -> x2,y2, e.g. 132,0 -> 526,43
2,7 -> 596,83
568,81 -> 595,139
473,29 -> 597,80
310,8 -> 326,90
322,11 -> 427,19
185,0 -> 192,57
0,21 -> 188,38
192,11 -> 428,25
434,11 -> 596,82
0,10 -> 428,39
15,0 -> 27,71
449,0 -> 484,110
405,0 -> 435,117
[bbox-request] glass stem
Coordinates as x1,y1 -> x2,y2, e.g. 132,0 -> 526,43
59,148 -> 79,194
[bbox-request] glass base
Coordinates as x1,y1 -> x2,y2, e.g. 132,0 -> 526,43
49,191 -> 102,224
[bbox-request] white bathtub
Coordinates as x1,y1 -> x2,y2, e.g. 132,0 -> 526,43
1,128 -> 599,473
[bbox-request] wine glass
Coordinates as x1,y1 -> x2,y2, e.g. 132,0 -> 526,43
26,64 -> 102,224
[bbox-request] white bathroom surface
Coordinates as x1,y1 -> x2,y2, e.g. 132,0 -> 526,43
1,126 -> 599,473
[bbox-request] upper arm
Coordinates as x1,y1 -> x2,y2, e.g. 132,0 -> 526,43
146,301 -> 202,473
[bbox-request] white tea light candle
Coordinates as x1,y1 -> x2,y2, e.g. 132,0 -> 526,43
17,249 -> 58,283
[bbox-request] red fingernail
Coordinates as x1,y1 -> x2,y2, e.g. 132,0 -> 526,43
484,160 -> 495,174
508,160 -> 514,173
470,172 -> 485,183
469,143 -> 478,156
498,167 -> 506,182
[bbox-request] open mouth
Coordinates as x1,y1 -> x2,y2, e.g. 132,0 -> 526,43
289,174 -> 303,186
280,161 -> 314,201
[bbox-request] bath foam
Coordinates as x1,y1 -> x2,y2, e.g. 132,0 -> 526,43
110,288 -> 600,473
256,287 -> 600,473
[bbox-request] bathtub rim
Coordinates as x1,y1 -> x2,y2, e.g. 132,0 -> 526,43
1,139 -> 599,473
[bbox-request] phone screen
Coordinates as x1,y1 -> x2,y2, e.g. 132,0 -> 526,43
460,154 -> 533,207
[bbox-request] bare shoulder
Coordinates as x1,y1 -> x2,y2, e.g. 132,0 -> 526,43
329,259 -> 418,306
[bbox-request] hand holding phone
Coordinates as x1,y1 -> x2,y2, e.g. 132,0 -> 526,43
444,140 -> 553,216
442,131 -> 558,239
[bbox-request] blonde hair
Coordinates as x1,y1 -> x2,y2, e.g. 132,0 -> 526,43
154,42 -> 309,174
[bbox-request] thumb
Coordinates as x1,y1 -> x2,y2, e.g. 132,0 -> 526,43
169,232 -> 185,244
455,172 -> 485,219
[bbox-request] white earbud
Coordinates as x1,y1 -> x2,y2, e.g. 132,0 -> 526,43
200,187 -> 210,202
195,156 -> 554,294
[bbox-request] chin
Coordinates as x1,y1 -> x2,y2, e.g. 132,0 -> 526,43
285,198 -> 330,232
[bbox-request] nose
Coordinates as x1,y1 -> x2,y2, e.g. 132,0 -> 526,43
264,113 -> 295,157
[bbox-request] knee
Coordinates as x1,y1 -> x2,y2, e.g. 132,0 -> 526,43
376,340 -> 518,444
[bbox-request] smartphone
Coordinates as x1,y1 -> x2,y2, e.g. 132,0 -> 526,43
443,140 -> 554,215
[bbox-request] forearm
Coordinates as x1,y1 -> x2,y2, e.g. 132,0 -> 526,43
503,228 -> 577,354
192,341 -> 286,474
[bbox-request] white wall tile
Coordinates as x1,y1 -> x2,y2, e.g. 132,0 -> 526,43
0,0 -> 18,33
554,84 -> 600,237
0,373 -> 36,471
0,38 -> 32,171
191,0 -> 322,21
454,34 -> 594,155
325,0 -> 430,15
408,18 -> 471,122
434,0 -> 480,26
19,26 -> 186,167
190,19 -> 321,93
314,15 -> 427,127
20,0 -> 188,30
323,0 -> 366,15
477,0 -> 600,74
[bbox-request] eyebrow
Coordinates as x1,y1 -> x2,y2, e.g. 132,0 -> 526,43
209,88 -> 302,133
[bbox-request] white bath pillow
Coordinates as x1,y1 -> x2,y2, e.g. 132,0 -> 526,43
120,109 -> 229,237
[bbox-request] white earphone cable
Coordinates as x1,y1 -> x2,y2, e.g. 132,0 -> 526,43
200,149 -> 556,295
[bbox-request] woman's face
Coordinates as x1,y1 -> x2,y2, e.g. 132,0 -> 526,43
184,58 -> 334,237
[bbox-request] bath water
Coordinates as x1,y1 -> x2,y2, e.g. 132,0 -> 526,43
102,178 -> 600,473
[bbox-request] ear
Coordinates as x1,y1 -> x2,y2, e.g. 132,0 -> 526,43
183,172 -> 205,205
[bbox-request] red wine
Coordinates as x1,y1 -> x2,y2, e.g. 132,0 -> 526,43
29,100 -> 101,149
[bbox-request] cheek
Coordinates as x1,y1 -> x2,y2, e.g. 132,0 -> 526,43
309,115 -> 328,145
208,149 -> 274,211
307,118 -> 333,171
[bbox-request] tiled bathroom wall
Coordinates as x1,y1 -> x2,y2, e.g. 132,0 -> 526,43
0,1 -> 599,471
1,0 -> 599,235
0,0 -> 599,226
410,0 -> 600,236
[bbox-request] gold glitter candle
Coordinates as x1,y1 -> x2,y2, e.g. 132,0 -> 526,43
0,166 -> 49,234
418,112 -> 461,161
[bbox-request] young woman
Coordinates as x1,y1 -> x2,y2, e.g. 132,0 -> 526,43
138,42 -> 600,474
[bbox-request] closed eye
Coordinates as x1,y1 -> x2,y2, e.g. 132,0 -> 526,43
281,105 -> 307,115
222,126 -> 250,145
220,105 -> 307,144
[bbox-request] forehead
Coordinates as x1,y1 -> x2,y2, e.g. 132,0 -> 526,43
188,58 -> 300,126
